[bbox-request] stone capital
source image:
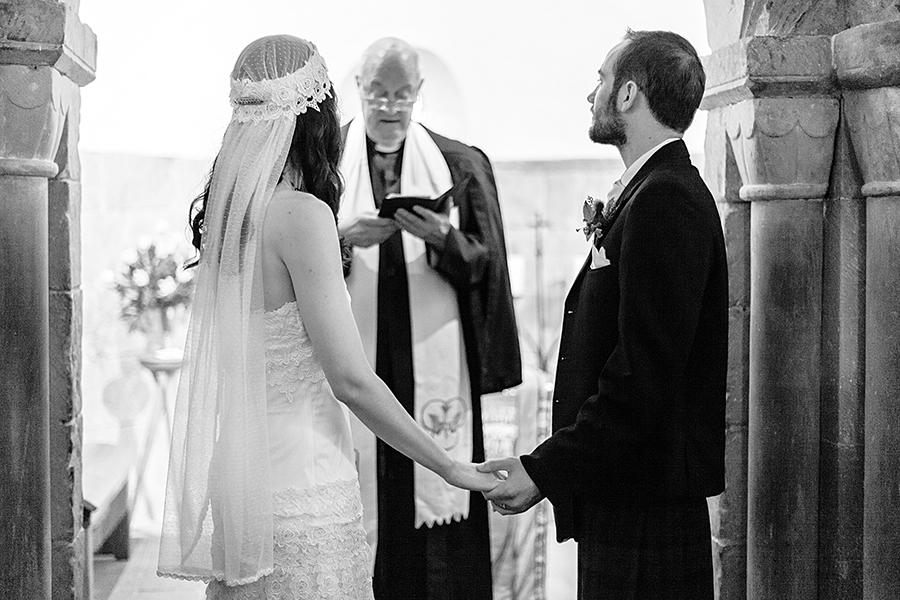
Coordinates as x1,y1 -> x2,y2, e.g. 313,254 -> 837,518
0,65 -> 75,169
701,35 -> 835,110
0,0 -> 96,87
834,20 -> 900,91
727,97 -> 839,201
844,86 -> 900,197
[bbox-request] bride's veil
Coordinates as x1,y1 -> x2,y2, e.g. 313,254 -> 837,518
157,35 -> 332,586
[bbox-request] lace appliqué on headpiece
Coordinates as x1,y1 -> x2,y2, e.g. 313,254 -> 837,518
230,52 -> 331,123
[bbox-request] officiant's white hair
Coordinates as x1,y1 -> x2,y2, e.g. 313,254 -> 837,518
359,37 -> 421,85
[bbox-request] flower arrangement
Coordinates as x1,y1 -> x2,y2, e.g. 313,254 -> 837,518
112,239 -> 196,337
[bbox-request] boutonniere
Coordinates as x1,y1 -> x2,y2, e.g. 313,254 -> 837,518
579,195 -> 610,241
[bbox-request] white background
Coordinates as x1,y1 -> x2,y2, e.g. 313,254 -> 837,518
79,0 -> 712,164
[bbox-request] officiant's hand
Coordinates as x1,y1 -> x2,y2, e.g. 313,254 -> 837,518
477,457 -> 544,515
394,206 -> 451,250
445,461 -> 503,493
339,211 -> 399,248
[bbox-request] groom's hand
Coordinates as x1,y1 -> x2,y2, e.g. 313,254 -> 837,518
477,457 -> 544,515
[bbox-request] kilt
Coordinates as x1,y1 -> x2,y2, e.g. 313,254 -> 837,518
576,497 -> 713,600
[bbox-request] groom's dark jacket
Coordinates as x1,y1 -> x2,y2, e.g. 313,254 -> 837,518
520,140 -> 727,542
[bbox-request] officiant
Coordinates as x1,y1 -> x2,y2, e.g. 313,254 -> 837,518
338,36 -> 521,600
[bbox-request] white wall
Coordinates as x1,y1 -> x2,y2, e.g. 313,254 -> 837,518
78,0 -> 710,163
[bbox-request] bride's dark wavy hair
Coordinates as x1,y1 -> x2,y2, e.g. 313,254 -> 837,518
187,85 -> 351,274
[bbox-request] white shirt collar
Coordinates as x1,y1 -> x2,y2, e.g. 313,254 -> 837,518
618,137 -> 681,188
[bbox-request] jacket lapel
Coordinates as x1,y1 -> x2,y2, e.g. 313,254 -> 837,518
565,254 -> 591,309
570,140 -> 691,306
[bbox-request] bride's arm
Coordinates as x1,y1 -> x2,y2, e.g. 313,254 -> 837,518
265,192 -> 497,493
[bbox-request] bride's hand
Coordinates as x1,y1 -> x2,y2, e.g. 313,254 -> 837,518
445,461 -> 503,492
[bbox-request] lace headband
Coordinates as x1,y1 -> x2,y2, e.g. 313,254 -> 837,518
229,51 -> 331,123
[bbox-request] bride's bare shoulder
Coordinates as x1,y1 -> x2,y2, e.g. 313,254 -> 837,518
266,189 -> 335,233
264,188 -> 339,267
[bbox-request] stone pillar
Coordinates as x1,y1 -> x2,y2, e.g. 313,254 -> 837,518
701,22 -> 840,597
836,18 -> 900,600
0,96 -> 55,598
739,95 -> 837,600
0,2 -> 95,599
818,117 -> 866,600
702,103 -> 749,600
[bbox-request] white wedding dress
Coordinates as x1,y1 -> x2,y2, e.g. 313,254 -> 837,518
206,301 -> 374,600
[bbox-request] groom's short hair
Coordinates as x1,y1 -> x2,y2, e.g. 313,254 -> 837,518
612,29 -> 706,133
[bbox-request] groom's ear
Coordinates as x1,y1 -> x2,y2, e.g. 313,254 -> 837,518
619,81 -> 639,113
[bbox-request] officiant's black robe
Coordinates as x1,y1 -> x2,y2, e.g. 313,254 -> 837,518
341,123 -> 521,600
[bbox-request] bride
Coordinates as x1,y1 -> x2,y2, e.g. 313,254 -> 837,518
156,35 -> 499,599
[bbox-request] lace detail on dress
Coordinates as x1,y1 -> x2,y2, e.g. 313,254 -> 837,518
206,479 -> 373,600
272,480 -> 363,521
265,301 -> 326,402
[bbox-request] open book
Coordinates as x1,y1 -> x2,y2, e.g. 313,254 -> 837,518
378,175 -> 472,218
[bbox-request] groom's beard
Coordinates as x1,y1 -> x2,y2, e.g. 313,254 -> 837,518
589,94 -> 627,147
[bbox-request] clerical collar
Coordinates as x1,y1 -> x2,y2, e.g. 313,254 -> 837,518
366,136 -> 404,168
367,135 -> 405,156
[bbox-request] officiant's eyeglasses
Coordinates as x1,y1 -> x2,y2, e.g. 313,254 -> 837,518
360,94 -> 418,112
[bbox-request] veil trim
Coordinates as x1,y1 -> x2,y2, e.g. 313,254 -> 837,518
157,567 -> 275,587
230,52 -> 331,123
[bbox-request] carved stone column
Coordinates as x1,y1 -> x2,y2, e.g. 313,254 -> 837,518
0,2 -> 95,599
0,70 -> 56,598
738,95 -> 837,600
836,18 -> 900,600
701,28 -> 839,599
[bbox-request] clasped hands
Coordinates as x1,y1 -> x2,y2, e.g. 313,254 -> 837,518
339,207 -> 450,249
478,457 -> 545,516
449,457 -> 543,516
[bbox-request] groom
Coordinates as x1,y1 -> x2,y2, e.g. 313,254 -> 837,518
480,30 -> 728,599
